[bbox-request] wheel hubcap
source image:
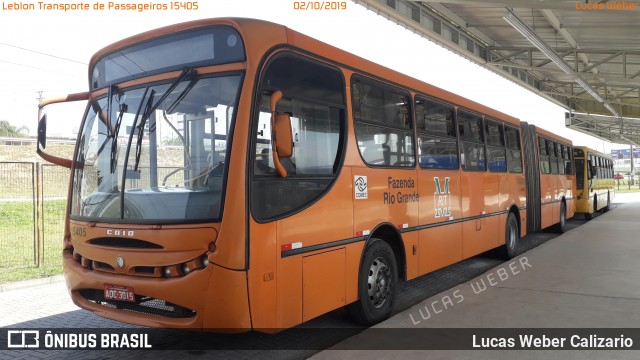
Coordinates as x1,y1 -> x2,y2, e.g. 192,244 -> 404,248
367,257 -> 392,308
508,221 -> 517,250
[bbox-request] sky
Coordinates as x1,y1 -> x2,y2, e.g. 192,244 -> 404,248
0,0 -> 619,152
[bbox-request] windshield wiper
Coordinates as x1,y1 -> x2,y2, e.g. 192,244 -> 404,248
133,90 -> 155,171
166,77 -> 198,114
105,85 -> 116,138
133,67 -> 194,171
109,102 -> 128,173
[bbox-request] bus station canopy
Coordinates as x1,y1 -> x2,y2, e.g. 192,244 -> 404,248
354,0 -> 640,145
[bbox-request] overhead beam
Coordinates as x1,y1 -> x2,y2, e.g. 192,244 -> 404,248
539,9 -> 597,75
580,51 -> 623,73
415,0 -> 579,11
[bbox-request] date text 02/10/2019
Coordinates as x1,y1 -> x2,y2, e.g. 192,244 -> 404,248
293,1 -> 347,10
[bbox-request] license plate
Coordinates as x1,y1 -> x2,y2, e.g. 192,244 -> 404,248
104,284 -> 135,302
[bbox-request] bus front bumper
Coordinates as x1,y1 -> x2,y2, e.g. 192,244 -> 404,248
63,250 -> 251,330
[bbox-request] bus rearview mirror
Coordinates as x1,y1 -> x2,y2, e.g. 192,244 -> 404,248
269,90 -> 291,178
38,114 -> 47,149
274,113 -> 292,158
270,90 -> 282,113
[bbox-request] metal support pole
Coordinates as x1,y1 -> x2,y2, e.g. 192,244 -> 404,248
630,145 -> 635,186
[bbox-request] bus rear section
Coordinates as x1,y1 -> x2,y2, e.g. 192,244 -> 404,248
574,146 -> 615,219
521,123 -> 575,234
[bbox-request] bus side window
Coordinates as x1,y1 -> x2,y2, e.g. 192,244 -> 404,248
458,109 -> 485,171
415,96 -> 458,170
485,119 -> 506,173
548,140 -> 558,174
352,76 -> 414,168
564,145 -> 573,175
538,137 -> 550,174
505,126 -> 523,173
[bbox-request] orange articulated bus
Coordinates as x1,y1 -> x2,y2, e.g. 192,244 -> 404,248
36,17 -> 575,331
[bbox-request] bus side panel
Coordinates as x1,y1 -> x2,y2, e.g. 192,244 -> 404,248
277,254 -> 303,329
515,174 -> 528,236
345,241 -> 365,304
539,174 -> 556,229
202,265 -> 251,329
403,231 -> 419,280
496,172 -> 525,241
461,171 -> 497,259
248,219 -> 278,329
302,248 -> 346,322
275,171 -> 354,327
352,166 -> 419,244
498,173 -> 511,219
484,172 -> 502,249
419,226 -> 462,274
418,169 -> 462,275
562,175 -> 576,219
566,197 -> 575,219
520,209 -> 528,237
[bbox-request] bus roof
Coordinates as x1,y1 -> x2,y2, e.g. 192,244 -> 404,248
90,17 -> 522,125
535,125 -> 573,145
574,146 -> 612,159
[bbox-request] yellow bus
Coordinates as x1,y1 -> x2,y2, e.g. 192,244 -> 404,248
36,18 -> 575,331
573,146 -> 615,219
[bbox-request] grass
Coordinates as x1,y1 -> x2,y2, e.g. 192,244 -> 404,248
0,265 -> 63,283
615,187 -> 640,193
0,199 -> 66,284
613,181 -> 640,193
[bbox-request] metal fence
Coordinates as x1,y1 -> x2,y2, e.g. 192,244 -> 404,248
0,162 -> 69,269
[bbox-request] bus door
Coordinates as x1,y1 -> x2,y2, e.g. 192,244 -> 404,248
249,54 -> 349,329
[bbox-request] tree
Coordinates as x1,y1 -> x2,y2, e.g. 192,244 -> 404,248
0,120 -> 29,138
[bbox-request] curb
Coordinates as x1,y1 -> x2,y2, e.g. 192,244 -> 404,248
0,275 -> 65,293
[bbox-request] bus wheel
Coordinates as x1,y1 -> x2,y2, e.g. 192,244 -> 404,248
348,239 -> 397,326
602,192 -> 611,213
497,212 -> 519,259
553,201 -> 567,233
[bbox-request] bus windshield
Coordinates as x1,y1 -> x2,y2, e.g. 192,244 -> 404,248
70,74 -> 241,223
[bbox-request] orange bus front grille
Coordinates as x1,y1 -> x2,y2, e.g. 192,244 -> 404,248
78,288 -> 196,319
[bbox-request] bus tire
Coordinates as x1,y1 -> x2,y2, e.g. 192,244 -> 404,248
497,212 -> 519,259
348,238 -> 398,326
553,201 -> 567,233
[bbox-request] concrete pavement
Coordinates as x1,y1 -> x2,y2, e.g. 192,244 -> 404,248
314,196 -> 640,359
